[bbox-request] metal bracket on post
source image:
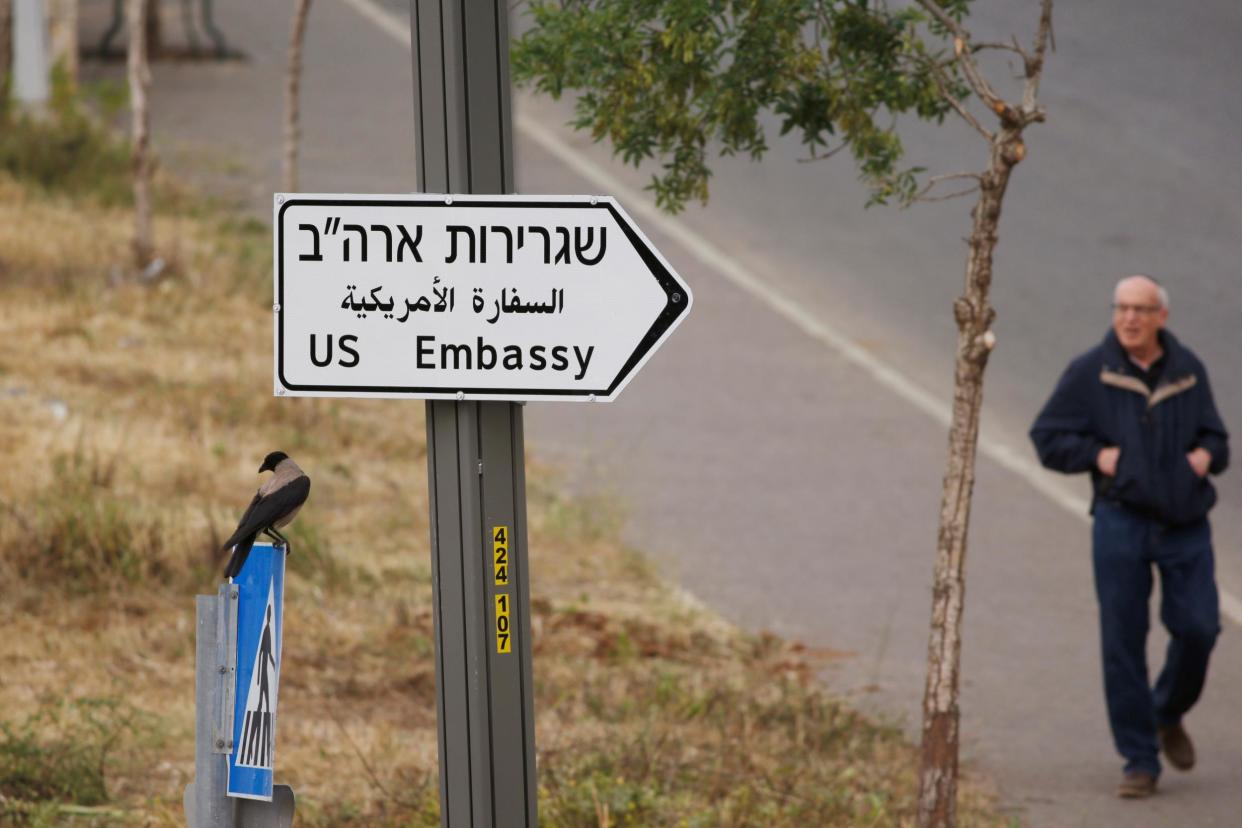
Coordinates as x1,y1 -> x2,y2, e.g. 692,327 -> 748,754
236,786 -> 296,828
189,593 -> 237,828
213,582 -> 240,754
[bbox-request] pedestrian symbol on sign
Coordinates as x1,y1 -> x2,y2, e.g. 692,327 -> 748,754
227,544 -> 285,801
238,586 -> 279,769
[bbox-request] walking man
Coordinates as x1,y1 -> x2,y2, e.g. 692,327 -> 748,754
1031,275 -> 1229,798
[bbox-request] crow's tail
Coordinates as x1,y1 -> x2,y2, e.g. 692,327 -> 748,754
223,533 -> 258,579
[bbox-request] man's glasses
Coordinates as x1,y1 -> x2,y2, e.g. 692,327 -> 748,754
1112,302 -> 1162,316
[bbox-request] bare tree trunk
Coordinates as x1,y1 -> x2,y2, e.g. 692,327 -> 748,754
0,0 -> 12,103
144,0 -> 161,58
127,0 -> 154,268
283,0 -> 313,192
911,3 -> 1052,825
48,0 -> 77,87
917,136 -> 1020,828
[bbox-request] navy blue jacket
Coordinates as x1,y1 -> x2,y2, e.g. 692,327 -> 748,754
1030,329 -> 1229,525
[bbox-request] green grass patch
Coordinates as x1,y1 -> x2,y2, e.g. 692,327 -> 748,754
0,697 -> 154,826
0,445 -> 213,593
535,633 -> 926,827
285,519 -> 358,589
0,71 -> 132,206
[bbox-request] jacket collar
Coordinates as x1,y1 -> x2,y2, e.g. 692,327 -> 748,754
1099,329 -> 1197,407
1100,328 -> 1190,377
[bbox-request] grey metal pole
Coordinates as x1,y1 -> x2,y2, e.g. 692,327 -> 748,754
12,0 -> 49,108
411,2 -> 537,826
193,594 -> 237,827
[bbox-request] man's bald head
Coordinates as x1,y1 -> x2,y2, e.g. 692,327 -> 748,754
1114,275 -> 1169,311
1112,275 -> 1168,362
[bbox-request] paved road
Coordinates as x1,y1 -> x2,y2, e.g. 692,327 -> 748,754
80,1 -> 1242,823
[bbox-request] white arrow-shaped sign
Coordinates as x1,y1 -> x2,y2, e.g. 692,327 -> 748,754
273,194 -> 691,402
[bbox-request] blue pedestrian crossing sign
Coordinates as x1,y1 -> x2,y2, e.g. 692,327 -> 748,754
227,543 -> 286,801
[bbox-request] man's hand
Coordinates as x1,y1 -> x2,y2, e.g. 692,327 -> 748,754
1097,446 -> 1121,476
1187,447 -> 1212,478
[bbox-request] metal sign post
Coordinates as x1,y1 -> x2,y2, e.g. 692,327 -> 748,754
187,546 -> 295,828
412,3 -> 536,825
262,3 -> 689,825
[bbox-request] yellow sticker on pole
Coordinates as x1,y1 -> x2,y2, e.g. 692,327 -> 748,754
493,525 -> 509,586
495,592 -> 512,654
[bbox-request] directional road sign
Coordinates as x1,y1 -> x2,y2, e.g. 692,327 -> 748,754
274,194 -> 691,401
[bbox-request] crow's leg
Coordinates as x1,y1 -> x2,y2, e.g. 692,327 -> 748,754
263,526 -> 290,550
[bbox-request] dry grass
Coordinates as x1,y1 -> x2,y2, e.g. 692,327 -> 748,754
0,152 -> 1013,826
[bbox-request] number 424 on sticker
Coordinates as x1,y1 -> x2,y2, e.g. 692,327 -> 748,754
494,526 -> 509,586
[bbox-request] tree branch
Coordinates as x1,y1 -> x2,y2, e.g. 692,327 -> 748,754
905,171 -> 983,207
913,0 -> 1004,110
930,171 -> 983,185
922,53 -> 993,142
283,0 -> 314,193
969,40 -> 1028,61
796,143 -> 848,164
1021,0 -> 1055,118
918,186 -> 981,204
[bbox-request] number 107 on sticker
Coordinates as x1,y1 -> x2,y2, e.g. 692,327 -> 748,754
495,593 -> 511,653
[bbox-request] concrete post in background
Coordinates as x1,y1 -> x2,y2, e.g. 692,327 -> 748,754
12,0 -> 48,108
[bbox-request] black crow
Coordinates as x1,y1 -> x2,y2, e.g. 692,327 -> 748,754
222,451 -> 310,579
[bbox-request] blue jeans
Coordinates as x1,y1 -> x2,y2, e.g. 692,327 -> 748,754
1092,501 -> 1220,776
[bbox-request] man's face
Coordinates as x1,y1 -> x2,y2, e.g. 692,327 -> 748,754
1112,277 -> 1167,357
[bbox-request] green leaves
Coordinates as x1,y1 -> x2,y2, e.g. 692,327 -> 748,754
512,0 -> 970,211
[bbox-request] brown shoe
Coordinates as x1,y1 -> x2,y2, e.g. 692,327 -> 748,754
1117,770 -> 1158,798
1158,723 -> 1196,771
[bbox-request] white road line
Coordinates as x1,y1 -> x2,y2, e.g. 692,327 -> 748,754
339,0 -> 408,39
341,0 -> 1242,628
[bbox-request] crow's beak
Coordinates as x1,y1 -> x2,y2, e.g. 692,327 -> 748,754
258,461 -> 273,473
